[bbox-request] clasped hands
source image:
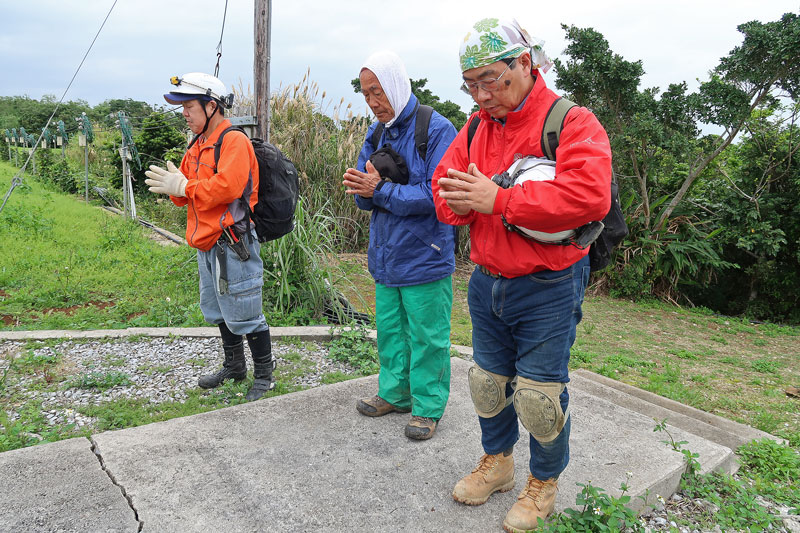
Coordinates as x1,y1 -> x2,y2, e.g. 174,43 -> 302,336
437,163 -> 498,215
144,161 -> 188,198
343,160 -> 381,198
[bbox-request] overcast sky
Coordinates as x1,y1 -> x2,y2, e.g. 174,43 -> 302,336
1,1 -> 798,123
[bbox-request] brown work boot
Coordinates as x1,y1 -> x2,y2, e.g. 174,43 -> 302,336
405,416 -> 437,440
356,395 -> 410,417
502,474 -> 558,532
452,451 -> 515,505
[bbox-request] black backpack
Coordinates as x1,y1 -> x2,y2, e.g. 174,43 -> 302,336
213,127 -> 299,243
466,98 -> 627,272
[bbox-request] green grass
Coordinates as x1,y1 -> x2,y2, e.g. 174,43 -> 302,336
64,371 -> 132,390
0,162 -> 202,330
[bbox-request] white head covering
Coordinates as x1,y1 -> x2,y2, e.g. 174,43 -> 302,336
361,50 -> 412,128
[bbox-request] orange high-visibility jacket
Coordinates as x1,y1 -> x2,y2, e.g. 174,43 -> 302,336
171,119 -> 259,251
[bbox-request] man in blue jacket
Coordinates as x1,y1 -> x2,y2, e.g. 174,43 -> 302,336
343,50 -> 457,440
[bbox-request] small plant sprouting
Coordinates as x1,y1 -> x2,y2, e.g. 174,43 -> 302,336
540,473 -> 644,532
654,418 -> 700,476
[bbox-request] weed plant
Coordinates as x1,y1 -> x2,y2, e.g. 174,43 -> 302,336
64,371 -> 132,390
327,325 -> 379,376
540,476 -> 644,532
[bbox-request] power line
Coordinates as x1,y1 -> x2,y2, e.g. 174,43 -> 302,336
214,0 -> 229,77
0,0 -> 119,214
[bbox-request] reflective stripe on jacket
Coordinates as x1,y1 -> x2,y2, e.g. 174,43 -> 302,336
355,94 -> 458,287
172,119 -> 259,251
432,72 -> 612,278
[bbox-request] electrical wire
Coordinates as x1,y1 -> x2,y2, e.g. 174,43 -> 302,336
214,0 -> 229,77
0,0 -> 119,214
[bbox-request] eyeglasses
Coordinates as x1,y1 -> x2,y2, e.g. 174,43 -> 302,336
460,60 -> 515,95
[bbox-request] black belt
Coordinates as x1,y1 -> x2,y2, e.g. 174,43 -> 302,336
477,265 -> 502,278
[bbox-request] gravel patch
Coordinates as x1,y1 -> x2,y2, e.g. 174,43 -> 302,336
1,336 -> 360,429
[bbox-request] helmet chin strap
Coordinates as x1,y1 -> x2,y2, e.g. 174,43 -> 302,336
187,99 -> 220,149
199,100 -> 220,138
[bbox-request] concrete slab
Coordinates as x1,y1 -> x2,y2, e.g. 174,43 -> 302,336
84,358 -> 732,532
572,369 -> 781,452
0,437 -> 138,533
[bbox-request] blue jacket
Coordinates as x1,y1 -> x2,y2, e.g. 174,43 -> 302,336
355,94 -> 457,287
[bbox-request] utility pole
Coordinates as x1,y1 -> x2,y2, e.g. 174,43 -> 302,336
254,0 -> 271,142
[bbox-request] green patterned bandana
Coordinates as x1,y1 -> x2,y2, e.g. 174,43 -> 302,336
459,18 -> 552,73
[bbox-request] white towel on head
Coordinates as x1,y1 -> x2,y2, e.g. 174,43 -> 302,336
361,50 -> 411,128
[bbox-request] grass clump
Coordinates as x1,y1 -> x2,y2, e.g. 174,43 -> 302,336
65,371 -> 132,390
327,325 -> 379,376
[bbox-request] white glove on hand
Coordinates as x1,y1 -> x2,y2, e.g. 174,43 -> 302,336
144,161 -> 188,197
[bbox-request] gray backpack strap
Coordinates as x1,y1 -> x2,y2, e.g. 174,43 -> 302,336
540,98 -> 577,161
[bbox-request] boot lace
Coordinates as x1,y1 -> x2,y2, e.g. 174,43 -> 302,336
472,453 -> 499,475
519,475 -> 552,504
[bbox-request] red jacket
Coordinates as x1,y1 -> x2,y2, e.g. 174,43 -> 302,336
432,73 -> 612,277
171,119 -> 259,251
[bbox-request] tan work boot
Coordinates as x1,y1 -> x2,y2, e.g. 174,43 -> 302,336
502,474 -> 558,532
356,395 -> 410,417
452,451 -> 515,505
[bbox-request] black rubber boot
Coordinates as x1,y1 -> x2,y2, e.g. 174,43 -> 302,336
245,329 -> 276,401
198,323 -> 247,389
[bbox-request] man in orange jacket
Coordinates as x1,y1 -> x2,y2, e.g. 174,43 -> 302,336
433,18 -> 612,532
145,72 -> 275,402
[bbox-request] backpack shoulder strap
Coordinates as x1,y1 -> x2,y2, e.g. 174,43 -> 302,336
466,114 -> 481,156
370,123 -> 384,152
540,97 -> 577,161
213,126 -> 247,172
414,104 -> 433,161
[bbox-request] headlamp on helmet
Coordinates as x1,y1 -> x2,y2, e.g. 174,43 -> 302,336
163,72 -> 233,108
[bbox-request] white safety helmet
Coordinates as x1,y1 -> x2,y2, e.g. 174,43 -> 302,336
494,156 -> 576,243
164,72 -> 233,108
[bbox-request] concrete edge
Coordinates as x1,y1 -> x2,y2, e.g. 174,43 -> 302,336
573,369 -> 783,448
0,326 -> 348,342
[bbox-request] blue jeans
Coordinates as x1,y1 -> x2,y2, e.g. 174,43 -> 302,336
198,229 -> 269,336
468,255 -> 590,480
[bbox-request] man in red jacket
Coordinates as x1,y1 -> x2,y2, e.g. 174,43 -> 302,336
433,18 -> 612,532
144,72 -> 275,402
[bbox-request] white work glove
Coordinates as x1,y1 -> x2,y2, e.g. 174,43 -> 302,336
144,161 -> 188,197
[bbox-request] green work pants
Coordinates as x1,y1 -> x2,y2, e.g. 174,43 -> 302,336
375,276 -> 453,420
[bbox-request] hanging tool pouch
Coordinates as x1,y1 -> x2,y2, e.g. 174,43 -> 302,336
215,227 -> 250,295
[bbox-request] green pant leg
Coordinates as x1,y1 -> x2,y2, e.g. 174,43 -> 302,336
401,276 -> 453,420
375,283 -> 412,409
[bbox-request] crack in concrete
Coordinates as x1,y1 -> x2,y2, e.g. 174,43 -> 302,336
89,437 -> 144,532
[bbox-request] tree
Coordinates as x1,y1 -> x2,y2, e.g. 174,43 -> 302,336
109,109 -> 186,193
351,77 -> 468,129
659,13 -> 800,231
554,14 -> 800,308
689,103 -> 800,322
91,99 -> 154,128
